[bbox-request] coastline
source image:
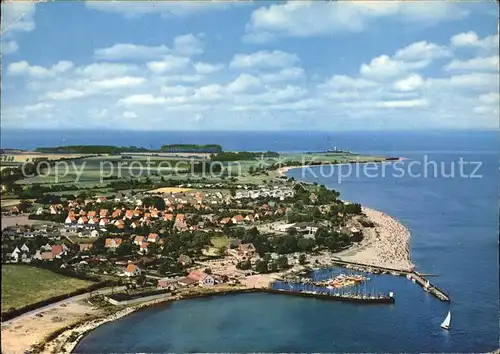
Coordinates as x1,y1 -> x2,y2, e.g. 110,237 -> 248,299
2,162 -> 414,354
7,206 -> 413,354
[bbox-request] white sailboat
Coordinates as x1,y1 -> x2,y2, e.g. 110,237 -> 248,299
440,311 -> 451,330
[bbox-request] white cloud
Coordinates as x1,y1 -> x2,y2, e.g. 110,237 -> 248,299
360,55 -> 429,80
229,50 -> 299,70
76,62 -> 138,79
376,98 -> 428,108
194,62 -> 224,74
24,103 -> 54,112
85,1 -> 233,17
147,55 -> 191,74
7,60 -> 74,78
450,31 -> 499,53
444,56 -> 499,72
226,74 -> 262,93
394,41 -> 452,61
393,74 -> 424,91
244,1 -> 468,42
261,67 -> 305,83
91,76 -> 146,89
319,75 -> 378,90
123,111 -> 138,118
118,94 -> 167,106
2,40 -> 19,55
479,92 -> 500,104
474,105 -> 499,115
193,84 -> 226,100
94,43 -> 169,61
46,89 -> 87,101
427,72 -> 498,91
1,2 -> 36,36
161,85 -> 192,96
172,34 -> 203,56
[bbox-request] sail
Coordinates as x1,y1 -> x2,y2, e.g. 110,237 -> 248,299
441,311 -> 451,328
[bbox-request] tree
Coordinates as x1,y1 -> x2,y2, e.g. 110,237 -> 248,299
137,273 -> 147,286
298,254 -> 307,265
298,237 -> 314,252
276,255 -> 289,269
236,259 -> 251,270
254,259 -> 269,274
18,200 -> 33,212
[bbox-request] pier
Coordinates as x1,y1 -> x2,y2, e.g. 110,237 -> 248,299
409,271 -> 450,302
313,259 -> 451,302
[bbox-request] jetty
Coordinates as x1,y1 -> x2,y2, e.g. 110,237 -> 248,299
409,271 -> 450,302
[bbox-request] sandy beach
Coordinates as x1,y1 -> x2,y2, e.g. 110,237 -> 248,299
337,207 -> 414,271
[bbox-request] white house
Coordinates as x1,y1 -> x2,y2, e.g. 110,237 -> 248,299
20,243 -> 30,253
90,230 -> 100,238
33,250 -> 42,260
10,247 -> 21,262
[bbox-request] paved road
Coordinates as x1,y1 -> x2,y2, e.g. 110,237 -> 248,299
1,286 -> 126,326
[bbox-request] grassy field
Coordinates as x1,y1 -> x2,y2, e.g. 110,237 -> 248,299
1,265 -> 95,312
210,236 -> 230,248
148,187 -> 194,194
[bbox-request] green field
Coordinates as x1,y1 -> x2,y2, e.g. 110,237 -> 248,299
1,265 -> 95,312
210,236 -> 231,248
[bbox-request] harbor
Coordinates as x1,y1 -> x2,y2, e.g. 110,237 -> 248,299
280,259 -> 451,303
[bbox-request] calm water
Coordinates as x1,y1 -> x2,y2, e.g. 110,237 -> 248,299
7,130 -> 496,352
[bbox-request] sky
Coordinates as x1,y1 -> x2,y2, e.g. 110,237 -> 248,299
1,1 -> 499,131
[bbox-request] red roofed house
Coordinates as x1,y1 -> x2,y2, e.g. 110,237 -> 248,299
114,220 -> 125,229
147,233 -> 160,243
124,262 -> 141,277
105,238 -> 122,249
77,216 -> 88,225
157,278 -> 176,290
41,252 -> 54,260
231,215 -> 245,224
112,209 -> 122,219
187,269 -> 215,287
133,235 -> 145,245
163,213 -> 173,221
139,242 -> 149,254
220,217 -> 231,225
79,243 -> 93,252
51,244 -> 68,258
124,210 -> 134,219
151,210 -> 161,218
99,218 -> 109,227
99,209 -> 109,218
87,211 -> 97,218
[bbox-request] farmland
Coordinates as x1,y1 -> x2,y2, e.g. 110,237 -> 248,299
1,265 -> 94,312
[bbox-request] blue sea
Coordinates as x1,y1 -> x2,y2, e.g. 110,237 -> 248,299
4,130 -> 498,352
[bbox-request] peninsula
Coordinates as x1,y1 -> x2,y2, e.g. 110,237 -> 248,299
0,146 -> 413,354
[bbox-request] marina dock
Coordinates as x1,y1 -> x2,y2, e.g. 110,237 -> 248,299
317,259 -> 451,302
270,281 -> 395,304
